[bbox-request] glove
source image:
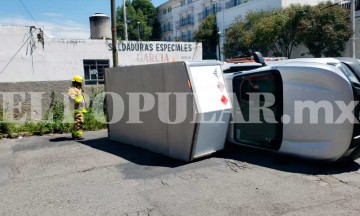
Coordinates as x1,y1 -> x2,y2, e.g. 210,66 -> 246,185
75,96 -> 84,104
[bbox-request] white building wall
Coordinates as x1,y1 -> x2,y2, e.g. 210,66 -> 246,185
0,26 -> 113,83
0,26 -> 202,83
281,0 -> 334,7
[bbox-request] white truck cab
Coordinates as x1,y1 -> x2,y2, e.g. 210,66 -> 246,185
223,53 -> 360,162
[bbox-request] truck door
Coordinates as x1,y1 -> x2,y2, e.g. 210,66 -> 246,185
232,70 -> 283,150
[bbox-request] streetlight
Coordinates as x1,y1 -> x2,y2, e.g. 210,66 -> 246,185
137,21 -> 140,41
212,0 -> 225,61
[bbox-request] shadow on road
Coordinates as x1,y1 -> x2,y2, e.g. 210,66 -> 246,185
78,137 -> 186,168
49,137 -> 74,142
74,136 -> 360,175
216,143 -> 360,175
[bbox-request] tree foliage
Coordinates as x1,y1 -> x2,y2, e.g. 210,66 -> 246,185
224,1 -> 351,58
193,15 -> 218,59
300,2 -> 351,57
116,0 -> 159,41
273,4 -> 311,58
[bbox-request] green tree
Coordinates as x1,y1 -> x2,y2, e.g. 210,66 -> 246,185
300,2 -> 351,57
224,11 -> 273,58
272,4 -> 311,58
224,6 -> 309,58
245,11 -> 276,55
223,1 -> 351,58
193,15 -> 218,59
116,0 -> 157,41
223,20 -> 253,58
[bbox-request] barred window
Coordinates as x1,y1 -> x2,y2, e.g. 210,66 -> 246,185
83,59 -> 109,85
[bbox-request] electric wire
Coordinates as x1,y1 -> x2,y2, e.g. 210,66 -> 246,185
0,33 -> 33,75
18,0 -> 41,29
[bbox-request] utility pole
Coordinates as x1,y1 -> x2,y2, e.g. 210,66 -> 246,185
137,21 -> 140,41
123,0 -> 128,41
218,31 -> 221,61
351,0 -> 356,58
111,0 -> 118,67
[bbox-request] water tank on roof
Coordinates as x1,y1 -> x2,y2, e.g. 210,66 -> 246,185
89,13 -> 111,39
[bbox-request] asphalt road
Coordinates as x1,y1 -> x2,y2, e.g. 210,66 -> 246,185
1,130 -> 360,216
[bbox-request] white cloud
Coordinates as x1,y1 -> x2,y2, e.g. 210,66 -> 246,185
0,17 -> 90,39
42,12 -> 64,18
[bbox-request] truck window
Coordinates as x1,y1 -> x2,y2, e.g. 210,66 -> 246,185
232,70 -> 283,150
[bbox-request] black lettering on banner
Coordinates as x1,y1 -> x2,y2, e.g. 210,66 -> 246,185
108,43 -> 113,51
114,42 -> 194,52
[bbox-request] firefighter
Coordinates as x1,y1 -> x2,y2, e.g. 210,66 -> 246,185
68,75 -> 87,140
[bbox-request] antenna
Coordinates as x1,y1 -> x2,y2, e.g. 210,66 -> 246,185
252,52 -> 266,66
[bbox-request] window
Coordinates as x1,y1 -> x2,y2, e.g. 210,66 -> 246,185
83,59 -> 109,85
232,71 -> 283,150
187,0 -> 193,4
181,0 -> 185,6
168,7 -> 172,12
163,9 -> 167,15
187,30 -> 192,41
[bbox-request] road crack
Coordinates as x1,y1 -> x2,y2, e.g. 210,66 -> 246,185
225,160 -> 249,172
160,179 -> 169,186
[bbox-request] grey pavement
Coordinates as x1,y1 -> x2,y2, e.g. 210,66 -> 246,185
0,130 -> 360,216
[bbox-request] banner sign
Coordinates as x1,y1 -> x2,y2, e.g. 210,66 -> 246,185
107,41 -> 203,66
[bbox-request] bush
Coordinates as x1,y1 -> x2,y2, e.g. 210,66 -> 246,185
0,122 -> 18,134
0,88 -> 107,137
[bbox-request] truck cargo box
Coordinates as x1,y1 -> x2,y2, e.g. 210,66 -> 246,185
105,61 -> 231,162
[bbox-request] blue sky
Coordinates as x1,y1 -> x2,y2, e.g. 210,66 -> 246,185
0,0 -> 165,39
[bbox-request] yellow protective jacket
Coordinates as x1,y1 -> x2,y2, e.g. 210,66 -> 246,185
67,87 -> 86,112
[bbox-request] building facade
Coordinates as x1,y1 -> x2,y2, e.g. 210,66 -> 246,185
157,0 -> 334,43
157,0 -> 222,42
157,0 -> 358,59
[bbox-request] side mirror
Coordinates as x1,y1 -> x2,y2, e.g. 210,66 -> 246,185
252,52 -> 266,66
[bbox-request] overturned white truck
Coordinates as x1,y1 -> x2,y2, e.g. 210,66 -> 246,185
105,54 -> 360,162
105,61 -> 231,162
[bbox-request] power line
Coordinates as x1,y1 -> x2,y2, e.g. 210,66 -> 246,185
0,32 -> 34,75
18,0 -> 41,29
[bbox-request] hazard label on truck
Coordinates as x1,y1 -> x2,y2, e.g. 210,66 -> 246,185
221,95 -> 228,105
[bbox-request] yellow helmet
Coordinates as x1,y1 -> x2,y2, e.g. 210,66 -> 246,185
71,75 -> 84,83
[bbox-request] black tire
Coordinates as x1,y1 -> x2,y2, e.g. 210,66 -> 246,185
336,146 -> 360,163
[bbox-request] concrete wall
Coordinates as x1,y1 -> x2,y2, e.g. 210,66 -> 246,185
0,81 -> 103,121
